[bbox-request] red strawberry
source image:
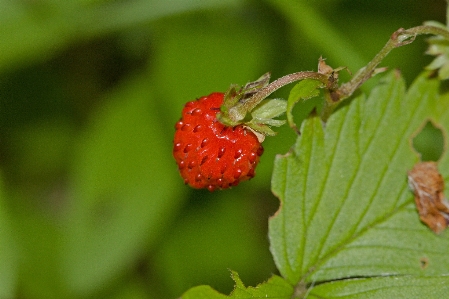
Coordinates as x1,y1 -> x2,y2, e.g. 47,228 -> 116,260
173,93 -> 264,191
173,63 -> 344,191
173,73 -> 294,191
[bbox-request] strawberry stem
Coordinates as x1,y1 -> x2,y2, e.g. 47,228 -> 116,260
336,25 -> 449,101
243,72 -> 328,112
225,71 -> 328,124
219,25 -> 449,134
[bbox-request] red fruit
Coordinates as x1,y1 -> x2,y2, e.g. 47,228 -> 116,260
173,93 -> 264,191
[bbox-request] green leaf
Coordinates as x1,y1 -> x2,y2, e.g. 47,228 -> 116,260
267,0 -> 366,72
151,9 -> 270,120
63,75 -> 183,296
0,0 -> 242,72
228,271 -> 293,298
269,70 -> 449,290
182,286 -> 229,299
308,276 -> 449,299
10,199 -> 69,299
0,176 -> 17,299
153,192 -> 275,298
181,271 -> 293,299
286,79 -> 323,132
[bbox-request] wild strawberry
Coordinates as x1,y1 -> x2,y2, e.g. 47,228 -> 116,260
173,60 -> 346,191
173,93 -> 264,191
173,70 -> 333,191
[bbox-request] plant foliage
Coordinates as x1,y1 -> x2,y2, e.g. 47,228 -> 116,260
182,70 -> 449,298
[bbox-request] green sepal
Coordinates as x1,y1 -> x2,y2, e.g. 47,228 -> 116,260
246,122 -> 277,136
222,73 -> 271,111
253,119 -> 286,127
219,73 -> 272,127
218,72 -> 287,137
222,84 -> 240,112
251,99 -> 287,120
240,72 -> 271,99
243,98 -> 288,136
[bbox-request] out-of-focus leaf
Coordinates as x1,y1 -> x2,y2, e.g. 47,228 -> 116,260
412,121 -> 445,162
308,276 -> 449,299
154,192 -> 275,298
7,120 -> 74,181
269,71 -> 449,292
181,271 -> 293,299
63,74 -> 182,296
0,0 -> 242,72
266,0 -> 365,71
0,176 -> 17,299
109,280 -> 150,299
11,198 -> 71,299
151,10 -> 272,121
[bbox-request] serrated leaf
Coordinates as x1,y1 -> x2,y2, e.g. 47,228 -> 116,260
181,285 -> 229,299
269,70 -> 449,291
181,271 -> 293,299
154,193 -> 275,298
229,271 -> 293,298
308,276 -> 449,299
286,79 -> 323,132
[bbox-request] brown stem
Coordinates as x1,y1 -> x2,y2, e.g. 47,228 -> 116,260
243,71 -> 328,111
221,25 -> 449,127
227,71 -> 328,123
337,25 -> 449,101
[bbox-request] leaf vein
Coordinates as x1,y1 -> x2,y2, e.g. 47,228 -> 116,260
310,109 -> 351,267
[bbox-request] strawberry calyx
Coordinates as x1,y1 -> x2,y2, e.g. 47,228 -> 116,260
174,59 -> 348,191
216,58 -> 346,140
217,73 -> 287,141
218,72 -> 271,126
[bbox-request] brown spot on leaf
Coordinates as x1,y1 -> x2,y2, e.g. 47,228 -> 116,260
408,161 -> 449,234
420,257 -> 429,269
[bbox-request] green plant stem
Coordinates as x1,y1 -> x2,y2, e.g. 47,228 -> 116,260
230,71 -> 328,121
337,25 -> 449,101
224,25 -> 449,128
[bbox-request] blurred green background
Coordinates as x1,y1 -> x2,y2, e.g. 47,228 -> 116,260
0,1 -> 445,298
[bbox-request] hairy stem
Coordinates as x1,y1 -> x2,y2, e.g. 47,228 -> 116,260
238,72 -> 328,113
337,25 -> 449,101
222,24 -> 449,128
